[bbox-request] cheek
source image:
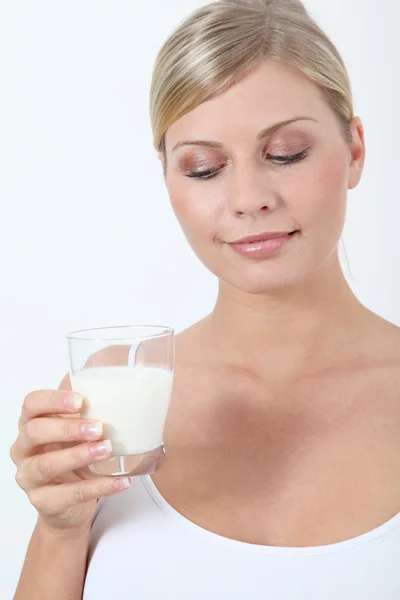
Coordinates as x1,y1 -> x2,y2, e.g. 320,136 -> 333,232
167,180 -> 217,245
297,149 -> 349,231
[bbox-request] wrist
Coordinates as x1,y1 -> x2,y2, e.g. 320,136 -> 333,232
36,517 -> 91,543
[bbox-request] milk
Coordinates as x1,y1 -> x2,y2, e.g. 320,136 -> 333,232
70,365 -> 173,455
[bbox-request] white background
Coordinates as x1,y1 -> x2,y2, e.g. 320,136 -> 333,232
0,0 -> 398,595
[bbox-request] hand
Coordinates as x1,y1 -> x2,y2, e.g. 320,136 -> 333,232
10,389 -> 131,536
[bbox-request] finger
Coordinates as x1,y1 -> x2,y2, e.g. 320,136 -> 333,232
17,439 -> 113,488
28,477 -> 132,515
16,418 -> 104,459
19,390 -> 84,427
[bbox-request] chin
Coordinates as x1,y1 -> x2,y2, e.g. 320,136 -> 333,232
216,256 -> 315,295
223,274 -> 301,295
192,239 -> 327,295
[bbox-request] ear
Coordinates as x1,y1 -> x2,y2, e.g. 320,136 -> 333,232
348,116 -> 366,190
157,151 -> 167,180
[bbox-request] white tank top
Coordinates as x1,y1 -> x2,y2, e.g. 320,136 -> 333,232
83,474 -> 400,598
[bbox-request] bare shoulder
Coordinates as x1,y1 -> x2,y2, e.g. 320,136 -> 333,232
375,316 -> 400,393
362,311 -> 400,367
340,311 -> 400,419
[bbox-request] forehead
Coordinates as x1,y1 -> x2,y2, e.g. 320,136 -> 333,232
165,60 -> 333,148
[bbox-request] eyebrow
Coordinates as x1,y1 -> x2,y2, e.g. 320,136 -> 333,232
171,116 -> 317,153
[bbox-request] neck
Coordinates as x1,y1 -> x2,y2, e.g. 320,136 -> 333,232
205,251 -> 369,381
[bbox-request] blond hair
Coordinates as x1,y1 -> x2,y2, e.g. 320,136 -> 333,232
149,0 -> 353,159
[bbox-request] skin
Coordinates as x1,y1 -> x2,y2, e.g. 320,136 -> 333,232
10,59 -> 400,594
149,59 -> 400,547
160,60 -> 370,382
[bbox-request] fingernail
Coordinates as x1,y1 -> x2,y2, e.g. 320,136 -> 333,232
64,394 -> 83,409
89,439 -> 112,458
113,478 -> 131,491
80,421 -> 103,438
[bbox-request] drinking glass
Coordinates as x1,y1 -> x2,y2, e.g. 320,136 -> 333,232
66,325 -> 174,477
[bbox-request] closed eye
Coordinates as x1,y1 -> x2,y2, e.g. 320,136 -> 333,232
185,149 -> 310,180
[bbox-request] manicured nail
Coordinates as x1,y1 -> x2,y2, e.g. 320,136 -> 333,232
80,421 -> 103,438
64,394 -> 83,409
113,478 -> 131,491
89,439 -> 112,458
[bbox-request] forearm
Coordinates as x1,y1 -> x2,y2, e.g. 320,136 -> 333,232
14,518 -> 90,600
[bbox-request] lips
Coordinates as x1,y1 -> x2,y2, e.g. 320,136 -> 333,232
226,230 -> 298,258
228,231 -> 297,244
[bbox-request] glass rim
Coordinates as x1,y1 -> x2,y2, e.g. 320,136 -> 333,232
66,324 -> 174,341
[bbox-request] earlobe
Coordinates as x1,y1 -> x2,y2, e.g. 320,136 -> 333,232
348,163 -> 362,190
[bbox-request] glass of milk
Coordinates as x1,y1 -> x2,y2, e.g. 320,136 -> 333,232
66,325 -> 174,478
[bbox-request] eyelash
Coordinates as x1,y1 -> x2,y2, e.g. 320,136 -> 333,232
185,149 -> 310,180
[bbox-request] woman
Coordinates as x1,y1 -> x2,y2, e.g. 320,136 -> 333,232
10,0 -> 400,598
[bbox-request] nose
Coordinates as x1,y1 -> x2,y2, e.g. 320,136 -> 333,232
226,164 -> 278,217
